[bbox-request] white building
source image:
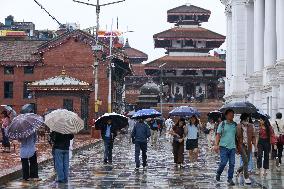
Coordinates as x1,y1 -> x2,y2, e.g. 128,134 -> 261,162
221,0 -> 284,117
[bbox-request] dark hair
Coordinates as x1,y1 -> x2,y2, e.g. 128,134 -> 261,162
1,110 -> 9,118
190,115 -> 199,126
240,113 -> 249,122
260,115 -> 271,139
175,118 -> 185,127
225,109 -> 234,115
276,112 -> 282,119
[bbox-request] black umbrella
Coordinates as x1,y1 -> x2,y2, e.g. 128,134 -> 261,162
251,109 -> 271,119
207,110 -> 222,121
95,113 -> 128,130
219,101 -> 258,114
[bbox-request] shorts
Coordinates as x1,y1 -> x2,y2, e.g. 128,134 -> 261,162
186,139 -> 198,150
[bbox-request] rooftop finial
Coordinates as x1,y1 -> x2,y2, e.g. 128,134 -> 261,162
61,66 -> 66,76
186,0 -> 191,6
124,38 -> 131,48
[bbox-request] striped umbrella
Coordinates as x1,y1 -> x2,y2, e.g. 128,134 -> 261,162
44,109 -> 84,134
6,113 -> 44,140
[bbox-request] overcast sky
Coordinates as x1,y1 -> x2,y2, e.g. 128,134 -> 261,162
1,0 -> 226,62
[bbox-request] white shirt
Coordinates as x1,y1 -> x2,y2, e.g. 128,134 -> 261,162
165,118 -> 174,131
272,119 -> 284,137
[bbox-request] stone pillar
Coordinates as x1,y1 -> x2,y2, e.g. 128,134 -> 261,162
225,10 -> 233,96
254,0 -> 265,72
246,2 -> 254,74
271,85 -> 278,116
230,0 -> 248,100
276,0 -> 284,62
264,0 -> 277,84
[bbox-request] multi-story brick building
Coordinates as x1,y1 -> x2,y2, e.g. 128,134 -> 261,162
0,30 -> 130,126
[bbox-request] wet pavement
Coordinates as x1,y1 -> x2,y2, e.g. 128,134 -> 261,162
1,133 -> 284,189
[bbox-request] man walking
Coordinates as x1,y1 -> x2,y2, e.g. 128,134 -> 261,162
101,119 -> 117,164
272,112 -> 284,168
131,119 -> 151,171
214,109 -> 237,186
236,113 -> 256,185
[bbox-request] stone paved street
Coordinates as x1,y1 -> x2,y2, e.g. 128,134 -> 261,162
1,133 -> 283,189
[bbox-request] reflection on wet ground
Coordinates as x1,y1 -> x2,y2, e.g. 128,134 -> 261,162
1,133 -> 283,189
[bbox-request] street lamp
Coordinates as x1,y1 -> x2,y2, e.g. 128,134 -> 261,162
159,63 -> 167,115
73,0 -> 126,116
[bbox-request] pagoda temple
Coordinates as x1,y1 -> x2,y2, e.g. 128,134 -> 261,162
145,3 -> 226,109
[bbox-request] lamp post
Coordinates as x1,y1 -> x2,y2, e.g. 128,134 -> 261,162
73,0 -> 126,116
159,63 -> 167,115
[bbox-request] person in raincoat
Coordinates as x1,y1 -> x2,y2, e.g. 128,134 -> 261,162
19,132 -> 41,181
1,110 -> 11,152
101,119 -> 117,164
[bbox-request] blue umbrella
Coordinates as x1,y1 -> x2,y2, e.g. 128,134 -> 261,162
169,106 -> 201,117
132,109 -> 161,119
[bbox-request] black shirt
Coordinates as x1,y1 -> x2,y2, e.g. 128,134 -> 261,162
50,131 -> 74,150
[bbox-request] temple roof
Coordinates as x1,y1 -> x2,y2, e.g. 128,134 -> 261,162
167,4 -> 211,15
29,70 -> 92,91
145,55 -> 225,70
0,40 -> 45,65
131,64 -> 147,76
154,27 -> 225,41
123,39 -> 148,62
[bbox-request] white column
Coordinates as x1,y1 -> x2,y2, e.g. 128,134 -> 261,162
264,0 -> 277,68
226,11 -> 233,96
271,85 -> 278,116
230,1 -> 247,100
279,82 -> 284,114
246,2 -> 254,74
254,0 -> 265,72
277,0 -> 284,62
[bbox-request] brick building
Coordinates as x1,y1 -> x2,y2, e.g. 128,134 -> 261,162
0,30 -> 130,126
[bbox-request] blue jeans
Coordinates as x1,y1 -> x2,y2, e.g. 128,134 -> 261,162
217,147 -> 236,180
54,149 -> 70,183
104,139 -> 113,162
240,153 -> 253,171
135,142 -> 147,168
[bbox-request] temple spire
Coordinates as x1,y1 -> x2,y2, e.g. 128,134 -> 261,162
124,38 -> 131,48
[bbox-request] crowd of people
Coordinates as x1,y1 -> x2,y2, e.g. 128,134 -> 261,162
1,106 -> 284,186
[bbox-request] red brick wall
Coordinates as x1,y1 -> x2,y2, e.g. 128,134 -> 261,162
0,38 -> 111,120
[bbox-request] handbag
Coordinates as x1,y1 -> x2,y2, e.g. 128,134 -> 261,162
276,121 -> 284,145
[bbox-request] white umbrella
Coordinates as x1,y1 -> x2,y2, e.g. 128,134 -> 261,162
44,109 -> 84,134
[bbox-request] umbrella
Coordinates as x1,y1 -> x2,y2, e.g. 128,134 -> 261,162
20,104 -> 35,114
126,111 -> 135,117
95,112 -> 128,130
169,106 -> 201,117
132,109 -> 161,119
219,101 -> 258,114
6,113 -> 44,140
207,110 -> 222,121
252,109 -> 271,119
1,105 -> 17,120
44,109 -> 84,134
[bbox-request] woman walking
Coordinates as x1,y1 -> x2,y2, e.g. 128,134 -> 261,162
185,115 -> 200,166
256,115 -> 276,176
19,132 -> 41,181
205,119 -> 215,149
1,111 -> 11,152
170,118 -> 186,168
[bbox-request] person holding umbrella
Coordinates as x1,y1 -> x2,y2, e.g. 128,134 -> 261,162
6,106 -> 44,182
131,118 -> 151,171
170,118 -> 186,168
101,119 -> 117,164
214,109 -> 237,186
1,110 -> 11,153
44,109 -> 84,183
